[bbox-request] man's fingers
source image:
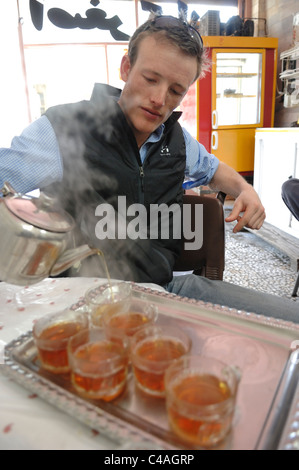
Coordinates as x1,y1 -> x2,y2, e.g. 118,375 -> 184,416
228,211 -> 265,233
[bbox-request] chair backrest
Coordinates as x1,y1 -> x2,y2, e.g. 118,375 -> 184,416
173,193 -> 225,280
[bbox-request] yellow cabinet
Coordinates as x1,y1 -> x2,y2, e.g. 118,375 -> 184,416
211,128 -> 256,173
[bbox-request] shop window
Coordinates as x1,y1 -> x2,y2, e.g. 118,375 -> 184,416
24,45 -> 108,117
19,0 -> 238,124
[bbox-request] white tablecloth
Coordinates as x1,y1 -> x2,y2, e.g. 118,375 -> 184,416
0,277 -> 164,450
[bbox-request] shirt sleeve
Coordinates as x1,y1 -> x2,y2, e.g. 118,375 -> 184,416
182,127 -> 219,189
0,116 -> 63,195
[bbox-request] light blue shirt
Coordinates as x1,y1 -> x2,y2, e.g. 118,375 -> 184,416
0,115 -> 219,195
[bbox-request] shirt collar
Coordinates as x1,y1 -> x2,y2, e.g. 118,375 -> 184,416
145,124 -> 165,144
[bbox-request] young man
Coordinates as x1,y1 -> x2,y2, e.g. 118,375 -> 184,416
0,16 -> 298,321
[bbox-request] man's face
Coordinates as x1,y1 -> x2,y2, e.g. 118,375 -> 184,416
118,35 -> 198,148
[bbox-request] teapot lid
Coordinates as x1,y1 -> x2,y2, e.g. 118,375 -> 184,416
5,195 -> 75,233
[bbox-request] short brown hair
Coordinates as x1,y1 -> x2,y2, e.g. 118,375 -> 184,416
128,16 -> 209,82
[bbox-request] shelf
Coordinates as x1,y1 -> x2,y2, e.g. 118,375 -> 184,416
216,73 -> 258,78
280,44 -> 299,61
279,45 -> 299,108
279,68 -> 299,80
280,46 -> 299,80
216,94 -> 256,98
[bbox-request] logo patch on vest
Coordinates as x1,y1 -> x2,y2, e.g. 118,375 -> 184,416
160,145 -> 171,157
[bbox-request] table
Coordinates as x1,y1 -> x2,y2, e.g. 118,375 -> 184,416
1,277 -> 299,451
0,277 -> 163,450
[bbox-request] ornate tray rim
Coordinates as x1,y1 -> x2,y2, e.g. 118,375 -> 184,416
3,284 -> 299,450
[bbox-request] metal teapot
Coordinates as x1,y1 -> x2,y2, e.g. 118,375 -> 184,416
0,183 -> 99,286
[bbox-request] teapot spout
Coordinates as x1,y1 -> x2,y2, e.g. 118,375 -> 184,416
50,245 -> 99,277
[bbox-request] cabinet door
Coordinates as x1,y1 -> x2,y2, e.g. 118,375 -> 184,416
211,128 -> 256,173
212,49 -> 265,129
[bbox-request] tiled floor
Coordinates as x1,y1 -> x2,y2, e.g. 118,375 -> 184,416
223,206 -> 298,301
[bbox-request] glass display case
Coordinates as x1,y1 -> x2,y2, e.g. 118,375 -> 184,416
197,37 -> 278,177
214,51 -> 263,127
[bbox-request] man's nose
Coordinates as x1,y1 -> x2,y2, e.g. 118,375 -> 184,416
151,86 -> 167,107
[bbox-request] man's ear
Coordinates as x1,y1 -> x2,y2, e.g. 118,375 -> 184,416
120,54 -> 131,82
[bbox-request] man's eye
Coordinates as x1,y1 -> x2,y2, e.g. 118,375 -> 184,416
144,76 -> 155,83
171,89 -> 183,96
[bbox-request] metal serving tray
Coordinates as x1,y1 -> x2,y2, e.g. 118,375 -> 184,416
3,284 -> 299,450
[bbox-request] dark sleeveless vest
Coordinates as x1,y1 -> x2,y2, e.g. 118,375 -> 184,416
45,84 -> 187,285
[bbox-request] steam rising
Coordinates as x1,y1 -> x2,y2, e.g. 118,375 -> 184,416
43,93 -> 167,284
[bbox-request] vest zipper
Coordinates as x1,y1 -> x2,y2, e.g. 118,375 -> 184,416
139,166 -> 145,192
138,165 -> 145,204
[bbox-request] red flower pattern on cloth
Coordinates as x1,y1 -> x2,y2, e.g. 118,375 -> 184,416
3,423 -> 13,434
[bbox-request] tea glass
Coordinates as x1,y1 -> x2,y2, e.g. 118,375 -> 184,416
164,355 -> 241,448
102,298 -> 158,340
130,325 -> 191,397
33,308 -> 89,374
68,327 -> 129,401
85,281 -> 132,327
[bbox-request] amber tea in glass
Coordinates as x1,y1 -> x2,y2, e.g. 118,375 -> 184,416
103,299 -> 158,339
33,308 -> 88,374
165,355 -> 241,448
130,325 -> 191,397
68,328 -> 129,401
86,281 -> 132,327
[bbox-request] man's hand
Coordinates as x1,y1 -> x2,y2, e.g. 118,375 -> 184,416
225,188 -> 266,233
209,162 -> 266,234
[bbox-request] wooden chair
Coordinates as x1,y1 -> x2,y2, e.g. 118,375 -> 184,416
173,192 -> 226,280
